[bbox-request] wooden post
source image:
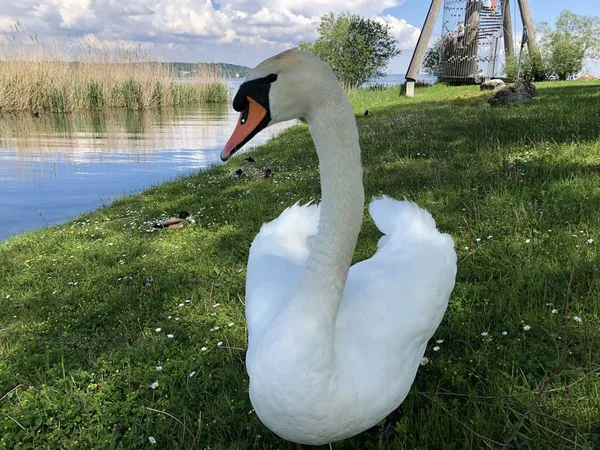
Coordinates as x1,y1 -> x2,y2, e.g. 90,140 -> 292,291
405,0 -> 443,92
502,0 -> 514,57
516,0 -> 542,79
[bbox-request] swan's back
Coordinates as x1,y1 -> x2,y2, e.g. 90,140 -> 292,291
333,198 -> 456,421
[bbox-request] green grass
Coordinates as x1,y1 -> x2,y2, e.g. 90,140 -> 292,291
1,81 -> 599,449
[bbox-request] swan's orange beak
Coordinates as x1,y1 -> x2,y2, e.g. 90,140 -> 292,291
221,97 -> 268,161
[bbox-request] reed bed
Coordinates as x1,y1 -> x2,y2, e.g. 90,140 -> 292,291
0,30 -> 228,114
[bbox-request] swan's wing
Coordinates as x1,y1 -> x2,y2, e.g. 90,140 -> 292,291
245,202 -> 320,365
336,198 -> 457,380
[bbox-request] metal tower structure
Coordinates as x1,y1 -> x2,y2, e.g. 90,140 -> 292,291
404,0 -> 538,96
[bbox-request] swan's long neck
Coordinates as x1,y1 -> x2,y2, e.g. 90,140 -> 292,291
303,96 -> 364,312
276,91 -> 364,371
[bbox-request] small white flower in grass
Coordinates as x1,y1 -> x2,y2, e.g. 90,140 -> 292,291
502,331 -> 508,336
106,242 -> 114,246
155,328 -> 162,332
167,316 -> 172,319
167,334 -> 174,339
156,366 -> 162,371
464,246 -> 469,251
178,303 -> 184,307
552,309 -> 558,314
546,303 -> 553,306
476,238 -> 481,242
210,313 -> 216,317
573,316 -> 583,323
185,299 -> 191,303
228,322 -> 234,327
189,371 -> 197,378
5,294 -> 10,299
420,357 -> 430,366
175,317 -> 180,321
587,239 -> 594,245
481,332 -> 489,337
200,347 -> 208,352
523,325 -> 531,331
210,326 -> 220,332
149,436 -> 157,444
217,341 -> 223,346
436,339 -> 444,344
150,381 -> 159,389
52,290 -> 58,295
433,346 -> 440,351
487,235 -> 493,240
525,239 -> 531,244
213,303 -> 220,308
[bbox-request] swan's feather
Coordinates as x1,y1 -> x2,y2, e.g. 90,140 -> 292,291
245,197 -> 456,444
245,202 -> 319,372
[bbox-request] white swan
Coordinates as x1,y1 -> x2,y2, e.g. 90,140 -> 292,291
220,49 -> 457,446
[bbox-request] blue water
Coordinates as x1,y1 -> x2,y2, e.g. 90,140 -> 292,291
0,74 -> 429,242
0,102 -> 292,241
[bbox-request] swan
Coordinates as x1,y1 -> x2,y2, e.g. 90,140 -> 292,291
220,49 -> 457,446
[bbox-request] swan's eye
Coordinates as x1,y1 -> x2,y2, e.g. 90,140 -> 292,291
266,73 -> 278,83
240,103 -> 249,124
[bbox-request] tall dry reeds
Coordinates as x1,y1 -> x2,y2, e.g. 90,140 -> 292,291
0,27 -> 228,113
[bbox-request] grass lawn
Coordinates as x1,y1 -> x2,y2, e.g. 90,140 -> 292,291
1,81 -> 599,449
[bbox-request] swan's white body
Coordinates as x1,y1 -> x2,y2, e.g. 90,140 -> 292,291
234,50 -> 457,445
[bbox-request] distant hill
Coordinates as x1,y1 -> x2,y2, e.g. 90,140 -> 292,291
168,62 -> 252,79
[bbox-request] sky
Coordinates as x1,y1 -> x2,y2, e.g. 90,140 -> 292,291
0,0 -> 599,75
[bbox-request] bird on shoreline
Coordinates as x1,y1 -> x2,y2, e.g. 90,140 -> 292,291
152,211 -> 191,229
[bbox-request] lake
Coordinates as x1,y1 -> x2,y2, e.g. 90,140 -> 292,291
0,74 -> 426,242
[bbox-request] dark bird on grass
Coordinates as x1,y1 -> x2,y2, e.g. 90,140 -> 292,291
262,168 -> 273,178
152,211 -> 191,229
242,156 -> 256,164
233,168 -> 247,178
364,110 -> 372,116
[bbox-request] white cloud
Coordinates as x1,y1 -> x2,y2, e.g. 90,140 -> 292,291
0,0 -> 418,70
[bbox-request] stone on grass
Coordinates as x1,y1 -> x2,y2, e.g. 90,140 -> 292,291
480,79 -> 505,91
488,81 -> 537,107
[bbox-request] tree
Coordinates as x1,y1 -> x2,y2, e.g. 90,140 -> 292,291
300,12 -> 401,90
422,38 -> 443,77
540,10 -> 600,80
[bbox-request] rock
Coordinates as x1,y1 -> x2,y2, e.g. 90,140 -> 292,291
480,79 -> 505,90
488,81 -> 537,107
579,72 -> 599,81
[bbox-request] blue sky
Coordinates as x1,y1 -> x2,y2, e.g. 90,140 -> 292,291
1,1 -> 598,74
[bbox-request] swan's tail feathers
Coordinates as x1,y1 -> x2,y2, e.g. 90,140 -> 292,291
369,197 -> 453,249
249,202 -> 320,263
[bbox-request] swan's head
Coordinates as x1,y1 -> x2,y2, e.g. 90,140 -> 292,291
221,49 -> 340,161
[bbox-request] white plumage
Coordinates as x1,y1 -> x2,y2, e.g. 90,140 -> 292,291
227,49 -> 457,446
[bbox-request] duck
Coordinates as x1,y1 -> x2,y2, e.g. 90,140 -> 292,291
152,211 -> 191,229
220,49 -> 457,447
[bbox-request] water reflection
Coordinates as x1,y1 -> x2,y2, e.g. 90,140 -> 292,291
0,101 -> 294,241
